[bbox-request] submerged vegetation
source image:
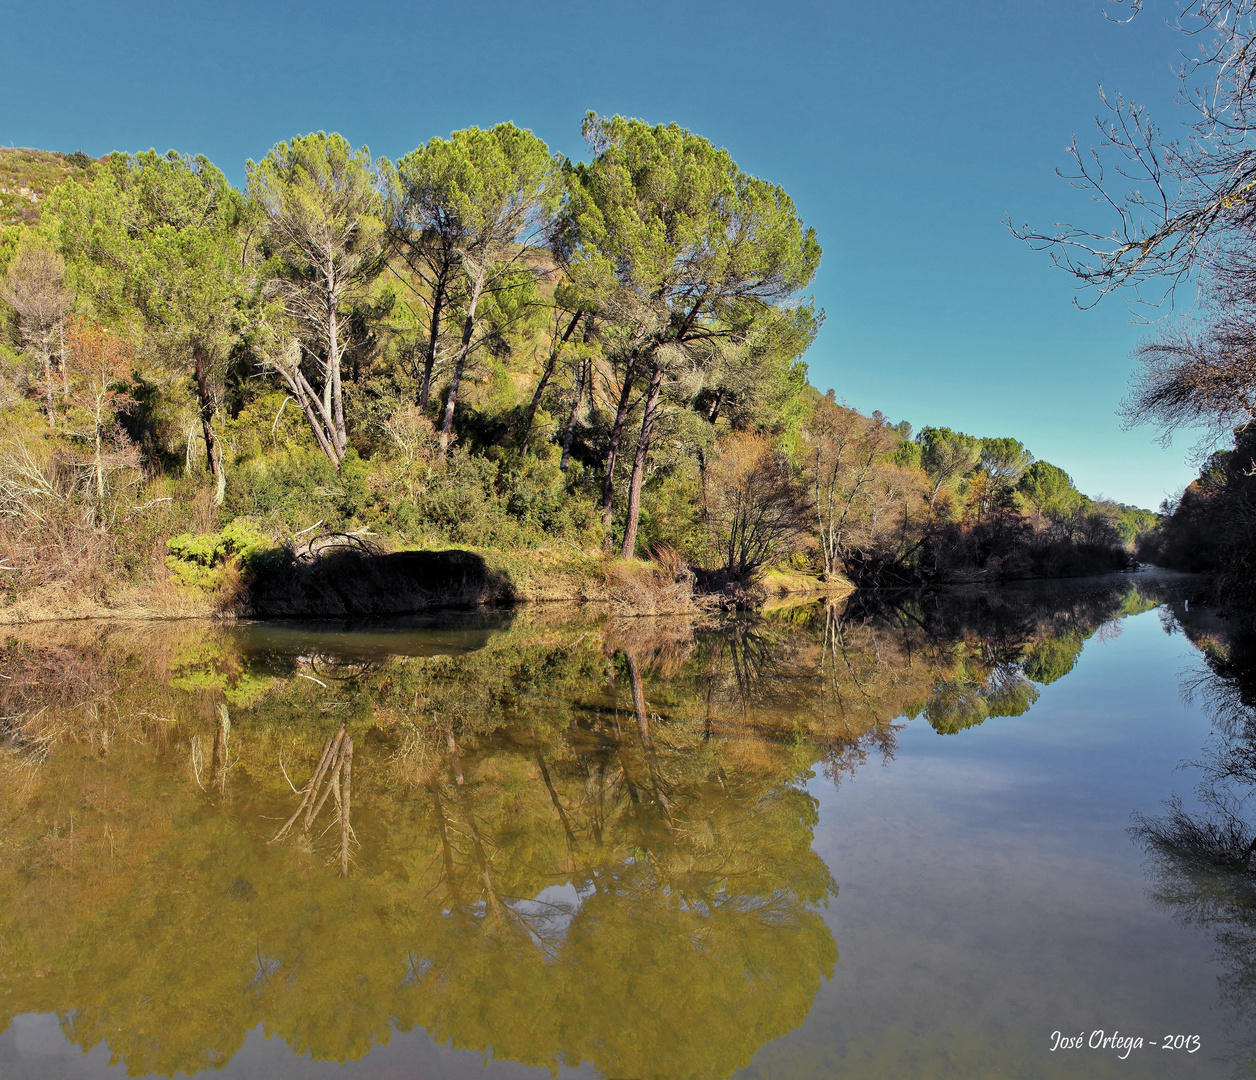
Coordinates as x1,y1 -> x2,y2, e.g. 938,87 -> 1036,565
0,121 -> 1149,620
0,578 -> 1176,1076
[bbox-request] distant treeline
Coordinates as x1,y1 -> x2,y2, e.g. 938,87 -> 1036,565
1137,422 -> 1256,612
0,125 -> 1150,613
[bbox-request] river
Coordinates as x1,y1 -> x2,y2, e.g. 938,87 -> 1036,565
0,570 -> 1249,1078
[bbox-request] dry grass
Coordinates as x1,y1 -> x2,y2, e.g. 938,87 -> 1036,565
758,566 -> 855,611
0,427 -> 225,623
603,615 -> 702,677
604,544 -> 708,617
0,576 -> 222,624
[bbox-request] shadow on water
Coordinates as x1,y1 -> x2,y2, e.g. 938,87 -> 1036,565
0,570 -> 1216,1078
235,608 -> 515,665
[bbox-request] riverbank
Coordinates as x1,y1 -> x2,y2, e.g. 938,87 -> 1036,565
0,544 -> 856,625
3,545 -> 1180,627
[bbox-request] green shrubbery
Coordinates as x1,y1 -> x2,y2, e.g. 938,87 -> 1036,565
225,447 -> 370,534
0,131 -> 1170,618
1139,422 -> 1256,612
166,518 -> 272,589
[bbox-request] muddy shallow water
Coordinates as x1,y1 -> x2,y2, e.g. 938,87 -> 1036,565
0,571 -> 1248,1078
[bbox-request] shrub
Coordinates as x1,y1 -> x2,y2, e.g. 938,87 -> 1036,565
166,518 -> 272,589
225,447 -> 369,534
705,435 -> 811,578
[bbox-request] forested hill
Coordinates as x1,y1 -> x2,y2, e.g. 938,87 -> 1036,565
0,148 -> 94,228
0,127 -> 1156,620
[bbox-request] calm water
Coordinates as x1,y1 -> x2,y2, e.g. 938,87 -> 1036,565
1,572 -> 1252,1079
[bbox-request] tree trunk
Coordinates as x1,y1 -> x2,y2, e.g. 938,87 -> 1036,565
193,345 -> 227,505
339,737 -> 353,877
532,737 -> 577,854
418,265 -> 449,411
626,651 -> 672,820
620,359 -> 666,560
272,352 -> 342,467
212,704 -> 231,783
431,789 -> 464,905
40,333 -> 54,428
327,286 -> 347,459
297,389 -> 340,465
559,359 -> 587,472
520,309 -> 582,457
194,345 -> 219,476
93,392 -> 105,502
445,724 -> 503,921
58,318 -> 69,398
600,355 -> 639,543
707,388 -> 724,424
440,267 -> 485,455
211,435 -> 226,506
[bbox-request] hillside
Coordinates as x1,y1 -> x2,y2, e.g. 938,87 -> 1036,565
0,147 -> 93,227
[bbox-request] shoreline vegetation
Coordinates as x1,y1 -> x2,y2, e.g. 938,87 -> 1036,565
0,544 -> 859,624
0,129 -> 1159,625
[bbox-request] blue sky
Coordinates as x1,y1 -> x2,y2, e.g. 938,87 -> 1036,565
0,0 -> 1205,508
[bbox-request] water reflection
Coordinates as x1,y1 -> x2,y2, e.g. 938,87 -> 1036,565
0,574 -> 1199,1077
1133,607 -> 1256,1072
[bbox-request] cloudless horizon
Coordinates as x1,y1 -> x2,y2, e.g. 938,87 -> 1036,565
0,0 -> 1209,509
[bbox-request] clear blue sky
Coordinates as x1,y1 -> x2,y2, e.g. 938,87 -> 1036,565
0,0 -> 1204,508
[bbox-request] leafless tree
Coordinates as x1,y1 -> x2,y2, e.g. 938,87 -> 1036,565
1012,1 -> 1256,304
1123,312 -> 1256,447
805,398 -> 927,577
2,242 -> 72,427
704,435 -> 811,578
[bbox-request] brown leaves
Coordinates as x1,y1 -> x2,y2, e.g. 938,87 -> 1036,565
704,434 -> 811,579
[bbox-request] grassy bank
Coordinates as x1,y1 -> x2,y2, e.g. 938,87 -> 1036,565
0,532 -> 856,625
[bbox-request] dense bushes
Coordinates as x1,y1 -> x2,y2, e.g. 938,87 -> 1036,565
917,505 -> 1132,583
1139,422 -> 1256,613
0,134 -> 1164,618
165,518 -> 272,588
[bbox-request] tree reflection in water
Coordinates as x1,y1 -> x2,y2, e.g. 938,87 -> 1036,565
0,577 -> 1182,1078
1133,614 -> 1256,1071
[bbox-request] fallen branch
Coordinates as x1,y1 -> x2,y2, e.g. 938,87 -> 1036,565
278,748 -> 299,794
340,737 -> 353,877
270,730 -> 339,843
